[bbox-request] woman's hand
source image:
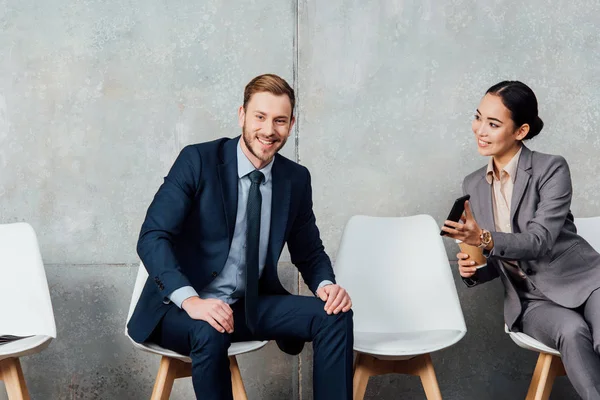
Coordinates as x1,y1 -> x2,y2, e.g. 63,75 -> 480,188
441,201 -> 482,247
456,252 -> 478,278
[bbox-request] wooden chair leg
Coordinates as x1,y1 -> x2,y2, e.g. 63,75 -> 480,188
352,353 -> 442,400
415,354 -> 442,400
0,357 -> 31,400
150,356 -> 179,400
229,356 -> 248,400
525,353 -> 564,400
352,353 -> 373,400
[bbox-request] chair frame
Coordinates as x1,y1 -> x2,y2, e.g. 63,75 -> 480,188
352,353 -> 442,400
525,353 -> 566,400
0,357 -> 30,400
150,355 -> 247,400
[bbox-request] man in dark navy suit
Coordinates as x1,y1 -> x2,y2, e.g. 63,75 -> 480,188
127,74 -> 353,399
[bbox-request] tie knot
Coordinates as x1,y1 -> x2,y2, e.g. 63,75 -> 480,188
248,170 -> 264,185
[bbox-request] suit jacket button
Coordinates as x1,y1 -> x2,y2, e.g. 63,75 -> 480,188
526,268 -> 533,275
500,251 -> 505,256
212,271 -> 218,277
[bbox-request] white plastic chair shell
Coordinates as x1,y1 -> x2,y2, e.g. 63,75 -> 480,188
334,214 -> 467,359
0,222 -> 56,361
125,263 -> 267,360
506,216 -> 600,356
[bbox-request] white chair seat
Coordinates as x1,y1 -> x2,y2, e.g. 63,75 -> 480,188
355,329 -> 465,359
0,335 -> 53,361
128,338 -> 268,363
506,328 -> 560,357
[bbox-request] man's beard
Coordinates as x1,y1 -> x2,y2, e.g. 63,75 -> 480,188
242,125 -> 287,162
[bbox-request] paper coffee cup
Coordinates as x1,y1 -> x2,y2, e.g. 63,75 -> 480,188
455,239 -> 487,268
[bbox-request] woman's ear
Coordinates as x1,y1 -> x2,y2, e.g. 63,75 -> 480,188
516,123 -> 530,141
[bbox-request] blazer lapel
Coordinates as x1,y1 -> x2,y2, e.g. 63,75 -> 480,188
267,156 -> 291,267
510,146 -> 533,222
218,138 -> 240,245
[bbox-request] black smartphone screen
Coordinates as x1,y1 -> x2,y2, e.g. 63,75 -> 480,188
440,194 -> 471,235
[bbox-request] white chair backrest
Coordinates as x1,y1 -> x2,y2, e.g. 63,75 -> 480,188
575,216 -> 600,252
125,263 -> 149,334
0,222 -> 56,338
334,214 -> 466,333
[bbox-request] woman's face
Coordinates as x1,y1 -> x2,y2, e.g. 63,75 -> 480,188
472,94 -> 527,160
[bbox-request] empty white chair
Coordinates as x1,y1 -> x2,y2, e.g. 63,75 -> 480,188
125,263 -> 268,400
0,222 -> 56,400
506,216 -> 600,400
334,215 -> 467,400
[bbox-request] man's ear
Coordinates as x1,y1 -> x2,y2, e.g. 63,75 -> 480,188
238,106 -> 246,128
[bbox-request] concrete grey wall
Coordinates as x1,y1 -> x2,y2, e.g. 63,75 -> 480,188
1,0 -> 599,399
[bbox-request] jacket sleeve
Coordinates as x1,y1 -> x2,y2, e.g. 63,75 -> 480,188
136,145 -> 201,299
287,168 -> 336,293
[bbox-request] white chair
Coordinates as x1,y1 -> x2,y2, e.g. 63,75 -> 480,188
334,215 -> 467,400
505,216 -> 600,400
0,222 -> 56,400
125,263 -> 268,400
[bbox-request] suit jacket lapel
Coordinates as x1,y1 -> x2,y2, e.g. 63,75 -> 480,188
218,138 -> 239,245
268,156 -> 291,267
510,146 -> 533,223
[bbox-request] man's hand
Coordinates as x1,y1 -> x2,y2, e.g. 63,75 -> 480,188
181,296 -> 234,333
316,284 -> 352,315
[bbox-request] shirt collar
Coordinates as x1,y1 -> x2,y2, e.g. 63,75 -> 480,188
485,146 -> 522,185
237,140 -> 274,184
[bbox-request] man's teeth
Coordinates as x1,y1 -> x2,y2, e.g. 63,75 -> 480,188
258,138 -> 274,145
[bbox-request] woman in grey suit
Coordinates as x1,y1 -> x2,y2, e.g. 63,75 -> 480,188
442,81 -> 600,399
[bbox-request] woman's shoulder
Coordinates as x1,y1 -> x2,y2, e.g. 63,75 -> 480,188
462,164 -> 488,189
528,149 -> 569,172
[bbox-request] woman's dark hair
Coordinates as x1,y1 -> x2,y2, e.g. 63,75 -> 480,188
486,80 -> 544,140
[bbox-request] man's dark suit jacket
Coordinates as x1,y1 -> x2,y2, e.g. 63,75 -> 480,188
127,136 -> 336,353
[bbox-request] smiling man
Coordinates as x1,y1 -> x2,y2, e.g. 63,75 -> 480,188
127,74 -> 354,400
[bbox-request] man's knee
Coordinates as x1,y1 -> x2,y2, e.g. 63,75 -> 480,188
320,309 -> 353,335
189,321 -> 231,357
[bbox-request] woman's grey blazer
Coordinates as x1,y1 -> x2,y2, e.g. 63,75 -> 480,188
462,145 -> 600,331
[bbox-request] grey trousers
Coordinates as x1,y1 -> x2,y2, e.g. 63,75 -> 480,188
515,278 -> 600,400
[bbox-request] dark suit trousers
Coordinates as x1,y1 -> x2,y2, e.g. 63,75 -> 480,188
150,295 -> 354,400
517,280 -> 600,400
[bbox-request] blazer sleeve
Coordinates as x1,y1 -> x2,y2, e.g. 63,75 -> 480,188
488,156 -> 572,261
136,145 -> 201,298
287,168 -> 336,293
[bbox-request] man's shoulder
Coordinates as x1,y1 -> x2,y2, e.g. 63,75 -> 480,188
184,137 -> 232,154
274,153 -> 310,178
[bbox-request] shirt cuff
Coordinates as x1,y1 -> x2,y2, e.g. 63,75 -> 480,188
315,280 -> 334,295
168,286 -> 199,308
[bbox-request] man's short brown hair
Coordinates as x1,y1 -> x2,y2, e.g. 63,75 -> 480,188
243,74 -> 295,117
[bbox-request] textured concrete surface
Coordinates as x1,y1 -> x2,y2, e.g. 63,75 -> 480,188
0,0 -> 295,264
2,0 -> 600,399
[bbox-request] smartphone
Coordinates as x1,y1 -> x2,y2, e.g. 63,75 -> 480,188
440,194 -> 471,236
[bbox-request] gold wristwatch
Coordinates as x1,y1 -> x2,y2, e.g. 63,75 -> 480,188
478,229 -> 492,248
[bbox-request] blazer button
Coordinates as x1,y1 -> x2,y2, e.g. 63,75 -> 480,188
212,271 -> 218,277
526,268 -> 534,275
500,251 -> 505,256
